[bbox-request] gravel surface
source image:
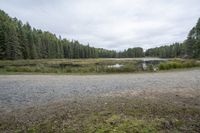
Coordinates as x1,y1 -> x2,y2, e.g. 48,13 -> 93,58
0,69 -> 200,113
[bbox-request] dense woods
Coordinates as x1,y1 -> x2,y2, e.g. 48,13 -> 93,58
145,43 -> 186,58
145,19 -> 200,58
0,10 -> 117,60
0,9 -> 200,60
117,47 -> 144,58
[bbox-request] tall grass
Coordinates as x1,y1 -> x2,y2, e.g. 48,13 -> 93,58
158,60 -> 200,70
0,59 -> 199,74
0,59 -> 140,74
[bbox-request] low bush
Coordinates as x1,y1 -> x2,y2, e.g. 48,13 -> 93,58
158,60 -> 200,70
1,59 -> 200,74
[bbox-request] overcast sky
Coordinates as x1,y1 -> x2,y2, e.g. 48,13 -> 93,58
0,0 -> 200,51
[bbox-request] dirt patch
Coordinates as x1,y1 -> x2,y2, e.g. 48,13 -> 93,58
0,88 -> 200,132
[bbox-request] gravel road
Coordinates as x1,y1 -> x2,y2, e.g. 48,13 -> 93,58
0,69 -> 200,113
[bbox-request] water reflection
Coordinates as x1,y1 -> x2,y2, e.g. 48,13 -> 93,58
104,58 -> 169,71
108,64 -> 124,68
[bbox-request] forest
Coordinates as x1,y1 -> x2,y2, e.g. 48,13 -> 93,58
0,9 -> 200,60
145,19 -> 200,58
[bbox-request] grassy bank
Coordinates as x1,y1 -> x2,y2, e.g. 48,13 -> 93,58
1,92 -> 200,133
158,59 -> 200,70
0,58 -> 200,74
0,59 -> 140,74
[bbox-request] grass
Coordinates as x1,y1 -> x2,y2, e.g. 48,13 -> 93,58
158,59 -> 200,70
0,59 -> 141,74
1,93 -> 200,133
0,58 -> 200,74
84,115 -> 161,133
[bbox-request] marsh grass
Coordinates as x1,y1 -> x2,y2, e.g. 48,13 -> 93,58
0,59 -> 140,74
0,58 -> 199,74
158,59 -> 200,70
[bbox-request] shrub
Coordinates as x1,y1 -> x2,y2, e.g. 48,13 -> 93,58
158,60 -> 199,70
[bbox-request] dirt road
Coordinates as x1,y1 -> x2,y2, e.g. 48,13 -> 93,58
0,69 -> 200,113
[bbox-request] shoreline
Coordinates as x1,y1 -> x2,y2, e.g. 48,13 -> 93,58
0,67 -> 199,75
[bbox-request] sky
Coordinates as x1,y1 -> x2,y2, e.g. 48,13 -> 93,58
0,0 -> 200,51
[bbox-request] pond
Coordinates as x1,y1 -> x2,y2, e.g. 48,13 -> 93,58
105,58 -> 169,71
141,58 -> 169,71
104,57 -> 169,61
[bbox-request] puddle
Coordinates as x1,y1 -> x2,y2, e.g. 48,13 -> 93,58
108,64 -> 124,68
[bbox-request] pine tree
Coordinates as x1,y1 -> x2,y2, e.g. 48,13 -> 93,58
5,23 -> 21,59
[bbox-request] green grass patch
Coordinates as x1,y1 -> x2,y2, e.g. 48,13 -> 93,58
1,95 -> 200,133
0,59 -> 141,74
0,58 -> 199,74
158,59 -> 200,70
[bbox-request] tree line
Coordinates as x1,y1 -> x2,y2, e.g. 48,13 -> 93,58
117,47 -> 144,58
0,10 -> 118,60
0,9 -> 199,60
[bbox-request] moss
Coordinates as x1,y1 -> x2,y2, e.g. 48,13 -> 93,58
86,115 -> 160,133
1,96 -> 199,133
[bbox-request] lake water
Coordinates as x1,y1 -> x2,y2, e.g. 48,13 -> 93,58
104,57 -> 169,61
106,58 -> 169,70
108,64 -> 124,68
